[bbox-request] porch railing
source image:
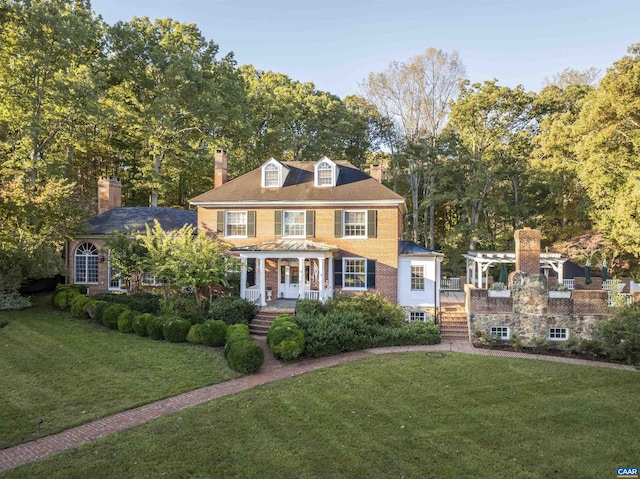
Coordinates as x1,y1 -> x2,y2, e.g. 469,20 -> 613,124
562,279 -> 575,290
245,287 -> 261,305
440,278 -> 461,291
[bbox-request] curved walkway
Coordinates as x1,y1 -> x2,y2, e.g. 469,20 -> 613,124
0,340 -> 636,473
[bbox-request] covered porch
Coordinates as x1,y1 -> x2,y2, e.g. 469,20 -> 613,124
234,240 -> 339,307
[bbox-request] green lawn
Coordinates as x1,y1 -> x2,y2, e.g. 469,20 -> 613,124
0,295 -> 238,449
2,352 -> 638,479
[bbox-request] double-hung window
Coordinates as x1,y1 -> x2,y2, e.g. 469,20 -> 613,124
264,163 -> 279,187
226,211 -> 247,237
75,243 -> 99,284
283,211 -> 305,237
411,265 -> 425,291
343,258 -> 366,289
316,161 -> 333,186
344,211 -> 366,237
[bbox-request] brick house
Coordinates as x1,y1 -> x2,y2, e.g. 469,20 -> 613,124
190,150 -> 443,320
66,176 -> 196,294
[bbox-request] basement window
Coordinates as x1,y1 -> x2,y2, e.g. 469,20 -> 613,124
489,326 -> 510,339
548,328 -> 568,340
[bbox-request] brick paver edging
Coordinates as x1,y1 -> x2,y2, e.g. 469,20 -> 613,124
0,341 -> 636,473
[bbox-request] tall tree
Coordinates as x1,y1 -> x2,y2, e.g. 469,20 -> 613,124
448,80 -> 536,250
543,66 -> 601,89
574,44 -> 640,255
361,48 -> 465,246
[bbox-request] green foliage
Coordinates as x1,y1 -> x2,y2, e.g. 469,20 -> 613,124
102,304 -> 129,330
509,335 -> 524,351
89,300 -> 112,323
117,309 -> 136,333
95,292 -> 161,314
53,289 -> 80,309
599,303 -> 640,364
226,338 -> 264,374
103,231 -> 149,292
146,315 -> 167,340
163,317 -> 192,343
198,320 -> 228,347
133,313 -> 154,337
267,320 -> 305,361
187,324 -> 205,344
325,293 -> 405,326
295,311 -> 440,358
0,290 -> 31,311
56,283 -> 88,294
209,297 -> 256,325
578,339 -> 605,357
295,299 -> 326,316
531,337 -> 550,353
159,294 -> 209,324
70,295 -> 93,319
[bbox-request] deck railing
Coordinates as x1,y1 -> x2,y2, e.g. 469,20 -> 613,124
440,278 -> 461,291
562,279 -> 575,290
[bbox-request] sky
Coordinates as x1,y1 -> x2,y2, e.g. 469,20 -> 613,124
91,0 -> 640,98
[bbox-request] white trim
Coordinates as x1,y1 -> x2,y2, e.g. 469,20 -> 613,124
74,242 -> 99,285
343,210 -> 367,238
342,257 -> 367,291
191,199 -> 405,209
261,158 -> 289,188
225,210 -> 248,238
314,156 -> 339,187
490,326 -> 510,339
548,327 -> 568,340
282,210 -> 306,238
410,264 -> 425,291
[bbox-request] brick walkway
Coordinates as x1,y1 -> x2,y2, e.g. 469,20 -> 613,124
0,340 -> 636,473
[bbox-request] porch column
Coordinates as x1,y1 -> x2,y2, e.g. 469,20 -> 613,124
319,257 -> 325,301
298,257 -> 305,299
258,257 -> 266,306
468,259 -> 474,287
557,262 -> 564,285
328,257 -> 334,302
477,261 -> 483,288
240,256 -> 247,301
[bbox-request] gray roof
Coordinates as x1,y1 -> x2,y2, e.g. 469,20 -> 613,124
398,240 -> 443,256
189,160 -> 406,209
85,207 -> 197,235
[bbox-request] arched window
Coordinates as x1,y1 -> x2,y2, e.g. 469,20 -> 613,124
75,243 -> 99,284
264,162 -> 280,187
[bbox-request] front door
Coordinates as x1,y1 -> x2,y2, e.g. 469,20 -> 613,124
279,259 -> 301,298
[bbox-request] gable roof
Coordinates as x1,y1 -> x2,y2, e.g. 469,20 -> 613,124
85,207 -> 197,235
189,160 -> 406,211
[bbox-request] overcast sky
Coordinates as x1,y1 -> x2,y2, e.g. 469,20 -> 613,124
91,0 -> 640,98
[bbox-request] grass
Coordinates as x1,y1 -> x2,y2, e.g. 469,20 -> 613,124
0,295 -> 239,449
2,352 -> 638,478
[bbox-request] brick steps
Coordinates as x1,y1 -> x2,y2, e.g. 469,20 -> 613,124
440,303 -> 469,340
249,309 -> 295,336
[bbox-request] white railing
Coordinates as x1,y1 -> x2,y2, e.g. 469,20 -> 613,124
609,293 -> 632,307
303,288 -> 333,303
602,279 -> 624,292
245,288 -> 261,305
562,279 -> 575,290
305,290 -> 320,300
440,278 -> 461,291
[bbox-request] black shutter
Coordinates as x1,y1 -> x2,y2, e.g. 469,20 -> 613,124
216,211 -> 225,236
306,210 -> 315,237
274,210 -> 283,236
247,211 -> 256,237
367,210 -> 377,238
334,258 -> 343,287
334,210 -> 343,237
367,259 -> 376,288
246,258 -> 256,286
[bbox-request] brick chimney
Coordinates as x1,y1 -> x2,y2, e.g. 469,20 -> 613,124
214,149 -> 228,188
369,164 -> 382,183
98,176 -> 122,214
514,228 -> 541,274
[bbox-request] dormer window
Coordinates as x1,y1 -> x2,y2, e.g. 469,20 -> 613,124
261,158 -> 288,188
314,157 -> 338,187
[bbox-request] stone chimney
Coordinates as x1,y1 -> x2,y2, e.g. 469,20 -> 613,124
369,164 -> 382,183
514,228 -> 541,274
98,176 -> 122,214
214,149 -> 228,188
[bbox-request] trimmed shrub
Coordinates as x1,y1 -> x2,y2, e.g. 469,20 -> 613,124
267,320 -> 305,361
95,291 -> 161,314
146,315 -> 167,340
600,302 -> 640,364
55,283 -> 88,294
160,295 -> 209,324
117,309 -> 136,333
102,304 -> 129,330
53,289 -> 80,310
187,324 -> 205,344
226,338 -> 264,373
325,292 -> 405,326
224,324 -> 252,359
163,317 -> 192,343
295,299 -> 326,317
90,300 -> 111,323
209,297 -> 256,325
70,295 -> 93,319
199,320 -> 228,347
133,313 -> 154,337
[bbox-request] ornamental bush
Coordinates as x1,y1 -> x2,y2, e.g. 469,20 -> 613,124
89,300 -> 111,322
117,309 -> 136,333
226,338 -> 264,373
295,299 -> 326,317
224,324 -> 252,358
599,302 -> 640,364
146,315 -> 167,340
133,313 -> 154,336
95,291 -> 162,314
187,324 -> 205,344
325,292 -> 405,326
163,317 -> 192,343
209,297 -> 256,325
199,320 -> 228,347
70,295 -> 93,319
53,289 -> 80,310
102,304 -> 129,330
267,320 -> 305,361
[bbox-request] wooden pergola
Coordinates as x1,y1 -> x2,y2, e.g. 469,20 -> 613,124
462,251 -> 569,289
